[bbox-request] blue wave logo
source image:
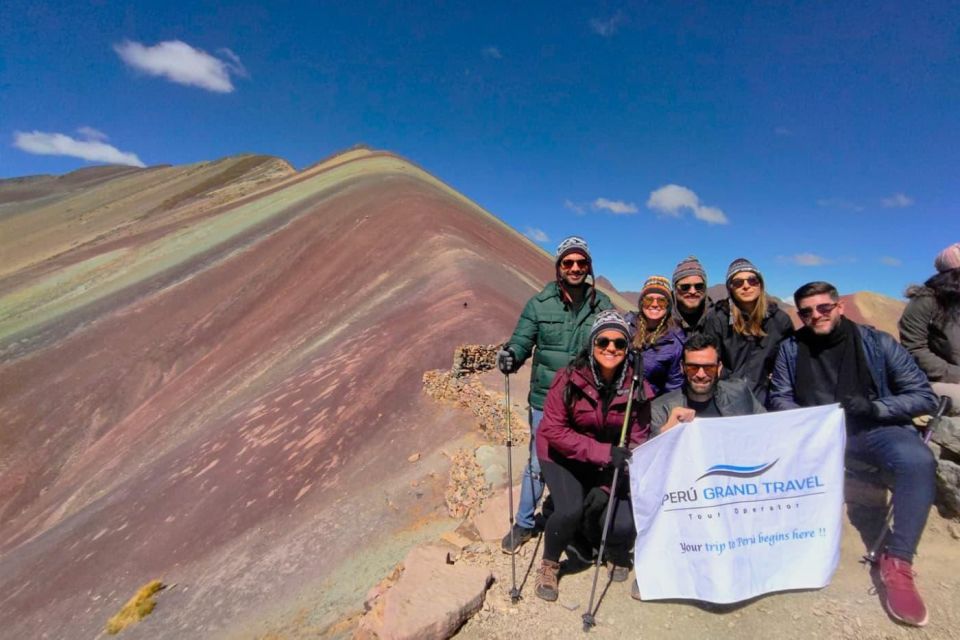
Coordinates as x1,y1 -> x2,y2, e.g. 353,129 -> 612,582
696,459 -> 779,481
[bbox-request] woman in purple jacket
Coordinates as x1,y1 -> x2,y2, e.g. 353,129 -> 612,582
534,311 -> 651,602
626,275 -> 685,398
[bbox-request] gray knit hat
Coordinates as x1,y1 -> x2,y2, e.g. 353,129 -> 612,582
555,236 -> 591,263
589,310 -> 630,343
672,255 -> 707,288
726,257 -> 763,285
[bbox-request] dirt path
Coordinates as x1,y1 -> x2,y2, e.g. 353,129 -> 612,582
456,505 -> 959,639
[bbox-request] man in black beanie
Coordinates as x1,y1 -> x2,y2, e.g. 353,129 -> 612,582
770,281 -> 937,627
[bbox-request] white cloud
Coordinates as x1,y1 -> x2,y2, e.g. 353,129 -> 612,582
880,256 -> 903,267
816,197 -> 864,212
13,130 -> 145,167
590,12 -> 625,37
564,199 -> 586,215
777,253 -> 832,266
774,126 -> 793,136
524,227 -> 549,243
76,126 -> 108,141
592,197 -> 638,215
114,40 -> 246,93
881,192 -> 913,208
646,184 -> 730,225
482,46 -> 502,59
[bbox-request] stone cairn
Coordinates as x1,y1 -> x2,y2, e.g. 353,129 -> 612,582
422,344 -> 525,447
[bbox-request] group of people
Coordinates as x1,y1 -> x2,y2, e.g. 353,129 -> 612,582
496,236 -> 960,628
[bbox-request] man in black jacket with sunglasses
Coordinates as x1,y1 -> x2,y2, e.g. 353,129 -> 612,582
770,281 -> 937,627
671,255 -> 713,339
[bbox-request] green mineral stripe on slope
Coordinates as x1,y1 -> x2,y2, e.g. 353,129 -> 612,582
0,154 -> 530,342
0,249 -> 130,327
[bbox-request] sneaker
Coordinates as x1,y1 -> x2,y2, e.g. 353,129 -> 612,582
536,559 -> 560,602
564,533 -> 595,565
610,564 -> 630,583
500,524 -> 534,554
879,553 -> 928,626
631,579 -> 642,601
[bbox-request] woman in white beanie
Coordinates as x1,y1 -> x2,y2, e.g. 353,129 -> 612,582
899,242 -> 960,414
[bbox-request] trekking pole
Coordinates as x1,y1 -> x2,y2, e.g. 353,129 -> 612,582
504,371 -> 521,603
862,394 -> 951,565
582,349 -> 643,632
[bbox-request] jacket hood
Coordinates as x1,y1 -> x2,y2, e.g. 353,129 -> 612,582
904,284 -> 933,299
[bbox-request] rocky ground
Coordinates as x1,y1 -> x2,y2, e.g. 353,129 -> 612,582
347,349 -> 960,640
455,499 -> 960,639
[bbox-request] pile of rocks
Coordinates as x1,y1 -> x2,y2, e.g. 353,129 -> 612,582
444,449 -> 490,518
450,344 -> 498,377
421,345 -> 524,446
930,415 -> 960,517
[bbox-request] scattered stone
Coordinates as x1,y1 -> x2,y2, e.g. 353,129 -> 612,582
947,522 -> 960,540
451,344 -> 498,377
422,369 -> 526,446
475,445 -> 513,488
482,463 -> 506,488
440,529 -> 475,551
935,459 -> 960,517
932,415 -> 960,455
561,600 -> 579,611
408,453 -> 421,463
357,544 -> 493,640
472,485 -> 522,542
445,449 -> 490,518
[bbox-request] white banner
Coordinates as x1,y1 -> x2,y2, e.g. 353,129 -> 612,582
629,404 -> 846,603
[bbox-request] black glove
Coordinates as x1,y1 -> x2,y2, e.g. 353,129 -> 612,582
497,347 -> 517,374
842,395 -> 877,420
609,446 -> 632,470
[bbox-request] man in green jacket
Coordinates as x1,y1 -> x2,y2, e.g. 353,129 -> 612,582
497,236 -> 613,552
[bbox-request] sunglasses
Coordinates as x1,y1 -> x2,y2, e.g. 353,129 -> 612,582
594,336 -> 628,350
683,363 -> 720,377
560,258 -> 590,269
797,302 -> 839,320
677,282 -> 706,293
641,295 -> 669,309
730,276 -> 760,289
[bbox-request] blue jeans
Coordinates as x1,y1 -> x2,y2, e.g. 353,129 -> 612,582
515,408 -> 544,530
847,425 -> 937,561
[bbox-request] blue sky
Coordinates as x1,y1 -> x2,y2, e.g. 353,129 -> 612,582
2,1 -> 958,299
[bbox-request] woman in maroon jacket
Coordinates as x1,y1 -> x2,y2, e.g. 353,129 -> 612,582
534,310 -> 651,602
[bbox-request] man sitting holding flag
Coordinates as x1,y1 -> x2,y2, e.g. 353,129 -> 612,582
652,332 -> 766,435
769,281 -> 938,627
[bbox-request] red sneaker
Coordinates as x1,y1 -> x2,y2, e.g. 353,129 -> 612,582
879,553 -> 928,627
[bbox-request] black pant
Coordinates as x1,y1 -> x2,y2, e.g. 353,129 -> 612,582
540,458 -> 635,564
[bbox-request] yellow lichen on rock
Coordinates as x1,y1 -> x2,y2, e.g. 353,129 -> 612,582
105,580 -> 165,635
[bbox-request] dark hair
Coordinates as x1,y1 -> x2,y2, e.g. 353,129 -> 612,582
793,281 -> 839,304
925,268 -> 960,320
682,332 -> 720,359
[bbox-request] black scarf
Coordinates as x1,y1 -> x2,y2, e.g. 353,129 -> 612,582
795,316 -> 875,413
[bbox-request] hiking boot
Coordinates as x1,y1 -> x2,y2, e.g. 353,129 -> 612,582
610,564 -> 630,583
879,553 -> 928,626
500,525 -> 534,554
536,559 -> 560,602
631,579 -> 642,601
